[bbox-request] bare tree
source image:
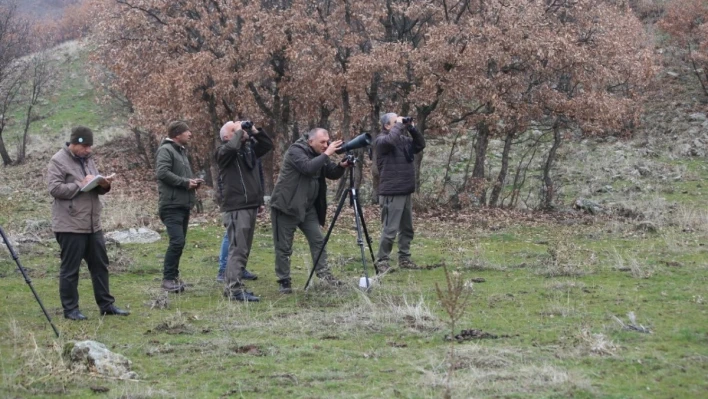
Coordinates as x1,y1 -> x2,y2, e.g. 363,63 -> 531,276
17,43 -> 55,164
0,1 -> 29,166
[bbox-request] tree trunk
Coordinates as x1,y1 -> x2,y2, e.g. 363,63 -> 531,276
367,73 -> 382,204
489,129 -> 514,207
0,133 -> 12,166
469,121 -> 490,205
541,122 -> 562,210
132,128 -> 152,169
17,104 -> 33,164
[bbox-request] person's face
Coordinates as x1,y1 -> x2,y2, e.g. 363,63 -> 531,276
384,114 -> 397,131
174,130 -> 193,146
69,143 -> 92,157
309,131 -> 330,154
222,122 -> 238,142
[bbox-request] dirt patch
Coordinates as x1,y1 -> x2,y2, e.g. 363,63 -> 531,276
231,344 -> 265,356
446,328 -> 516,342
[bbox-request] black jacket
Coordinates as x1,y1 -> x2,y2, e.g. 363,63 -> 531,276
270,137 -> 345,226
215,129 -> 273,212
375,122 -> 426,196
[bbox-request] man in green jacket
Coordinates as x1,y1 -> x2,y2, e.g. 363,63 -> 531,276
47,126 -> 130,320
270,128 -> 351,293
215,120 -> 273,302
156,120 -> 203,293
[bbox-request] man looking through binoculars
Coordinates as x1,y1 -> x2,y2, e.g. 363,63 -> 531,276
270,128 -> 352,293
374,113 -> 426,272
216,120 -> 273,302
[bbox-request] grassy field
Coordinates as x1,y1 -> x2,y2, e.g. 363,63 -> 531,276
1,41 -> 708,399
0,203 -> 707,398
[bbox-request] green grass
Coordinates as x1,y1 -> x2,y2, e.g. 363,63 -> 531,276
1,215 -> 707,398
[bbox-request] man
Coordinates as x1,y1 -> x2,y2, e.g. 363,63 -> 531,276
374,113 -> 426,272
270,128 -> 351,293
215,121 -> 273,302
215,158 -> 264,283
156,120 -> 203,293
47,126 -> 129,320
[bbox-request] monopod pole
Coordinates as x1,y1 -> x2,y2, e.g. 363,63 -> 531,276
0,225 -> 60,338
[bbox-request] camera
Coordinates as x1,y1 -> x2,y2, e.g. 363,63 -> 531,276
241,121 -> 254,130
335,133 -> 372,154
402,116 -> 413,124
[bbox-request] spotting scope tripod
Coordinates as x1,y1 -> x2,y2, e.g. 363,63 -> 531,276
304,152 -> 378,290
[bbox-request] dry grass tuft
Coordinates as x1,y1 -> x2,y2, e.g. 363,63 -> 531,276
152,310 -> 194,335
578,329 -> 618,356
143,290 -> 170,310
421,345 -> 590,397
612,249 -> 656,279
536,238 -> 596,277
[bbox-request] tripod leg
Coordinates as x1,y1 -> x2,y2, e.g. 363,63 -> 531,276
354,197 -> 378,273
0,225 -> 60,338
304,189 -> 350,290
351,189 -> 371,288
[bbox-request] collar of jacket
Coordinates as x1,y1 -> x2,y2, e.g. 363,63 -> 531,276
161,138 -> 186,151
293,136 -> 317,156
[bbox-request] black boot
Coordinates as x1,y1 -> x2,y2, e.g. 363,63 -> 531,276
241,268 -> 258,281
278,278 -> 292,294
65,309 -> 87,321
100,305 -> 130,316
225,289 -> 260,302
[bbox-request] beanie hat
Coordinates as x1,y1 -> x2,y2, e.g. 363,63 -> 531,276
70,126 -> 94,146
167,120 -> 190,138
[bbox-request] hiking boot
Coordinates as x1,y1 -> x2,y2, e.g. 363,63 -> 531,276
224,289 -> 260,302
176,277 -> 192,288
375,260 -> 392,274
398,258 -> 421,270
216,271 -> 225,282
241,268 -> 258,281
318,273 -> 344,287
162,279 -> 185,293
278,278 -> 293,294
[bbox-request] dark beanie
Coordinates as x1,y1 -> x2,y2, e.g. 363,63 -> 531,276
70,126 -> 94,146
167,120 -> 190,138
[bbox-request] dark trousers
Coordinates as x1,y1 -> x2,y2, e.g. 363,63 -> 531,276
223,208 -> 257,294
272,207 -> 330,281
55,231 -> 114,314
160,207 -> 190,280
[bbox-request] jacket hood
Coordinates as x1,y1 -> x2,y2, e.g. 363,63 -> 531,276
293,136 -> 316,155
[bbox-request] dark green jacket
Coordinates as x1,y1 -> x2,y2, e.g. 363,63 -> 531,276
215,128 -> 273,212
155,139 -> 196,211
271,137 -> 345,226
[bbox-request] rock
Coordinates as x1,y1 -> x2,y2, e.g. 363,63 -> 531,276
573,198 -> 603,215
596,185 -> 613,193
689,112 -> 707,122
0,186 -> 12,196
105,228 -> 161,244
666,71 -> 679,78
263,196 -> 271,206
64,340 -> 137,380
